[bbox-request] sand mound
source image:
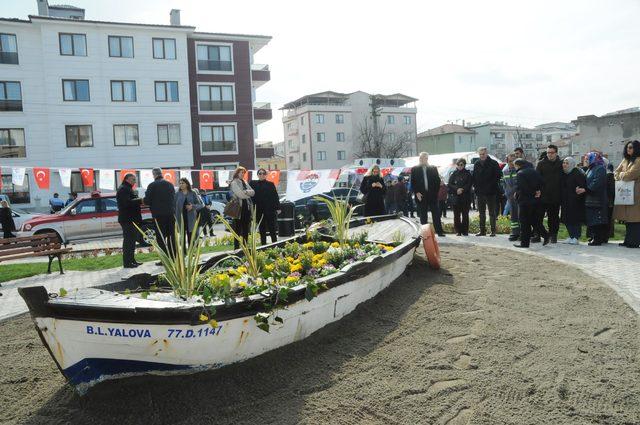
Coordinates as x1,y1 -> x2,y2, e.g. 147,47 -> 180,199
1,245 -> 639,424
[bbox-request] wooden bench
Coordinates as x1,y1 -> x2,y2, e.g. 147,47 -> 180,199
0,233 -> 72,274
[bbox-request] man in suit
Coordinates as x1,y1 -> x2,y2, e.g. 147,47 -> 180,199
144,167 -> 176,255
472,147 -> 502,236
117,173 -> 143,268
513,159 -> 549,248
410,152 -> 445,236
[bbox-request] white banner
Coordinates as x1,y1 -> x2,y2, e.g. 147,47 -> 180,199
216,170 -> 232,187
11,167 -> 26,186
285,169 -> 340,201
98,169 -> 115,190
180,170 -> 192,185
58,168 -> 72,187
140,169 -> 154,190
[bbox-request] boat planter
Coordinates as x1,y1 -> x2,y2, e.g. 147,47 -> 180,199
19,215 -> 421,394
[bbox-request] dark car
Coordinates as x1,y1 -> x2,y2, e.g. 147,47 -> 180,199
285,190 -> 363,229
203,189 -> 231,205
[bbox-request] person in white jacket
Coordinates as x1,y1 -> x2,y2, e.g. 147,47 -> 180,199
229,167 -> 255,249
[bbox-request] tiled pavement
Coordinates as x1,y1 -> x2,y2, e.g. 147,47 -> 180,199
441,235 -> 640,314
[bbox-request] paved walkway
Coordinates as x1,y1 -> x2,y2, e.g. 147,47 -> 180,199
441,235 -> 640,314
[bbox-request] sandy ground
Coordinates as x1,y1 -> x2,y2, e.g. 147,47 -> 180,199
1,244 -> 639,425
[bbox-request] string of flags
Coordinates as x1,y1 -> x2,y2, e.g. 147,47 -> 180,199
0,165 -> 410,201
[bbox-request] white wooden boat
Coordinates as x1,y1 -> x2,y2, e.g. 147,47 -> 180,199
19,215 -> 421,395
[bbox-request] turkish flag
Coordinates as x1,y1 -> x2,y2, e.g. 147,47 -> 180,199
80,168 -> 94,187
381,167 -> 393,177
266,170 -> 280,186
355,167 -> 368,175
33,167 -> 51,189
199,170 -> 214,190
162,169 -> 176,185
120,169 -> 137,188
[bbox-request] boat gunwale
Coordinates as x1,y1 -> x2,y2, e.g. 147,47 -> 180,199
18,215 -> 421,324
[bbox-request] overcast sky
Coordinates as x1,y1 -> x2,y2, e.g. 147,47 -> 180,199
5,0 -> 640,142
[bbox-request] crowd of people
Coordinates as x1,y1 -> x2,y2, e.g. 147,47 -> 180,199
358,141 -> 640,250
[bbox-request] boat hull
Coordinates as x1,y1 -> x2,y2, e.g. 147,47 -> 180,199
30,239 -> 416,394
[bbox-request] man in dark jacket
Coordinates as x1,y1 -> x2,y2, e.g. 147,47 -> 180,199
472,147 -> 502,236
117,173 -> 143,268
535,144 -> 563,243
250,168 -> 281,245
144,168 -> 176,255
410,152 -> 444,236
513,159 -> 549,248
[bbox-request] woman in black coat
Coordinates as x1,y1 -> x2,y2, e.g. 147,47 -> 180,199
360,165 -> 386,216
560,157 -> 585,244
448,159 -> 473,235
1,200 -> 16,239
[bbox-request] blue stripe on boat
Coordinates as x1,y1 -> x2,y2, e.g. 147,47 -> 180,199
64,358 -> 193,386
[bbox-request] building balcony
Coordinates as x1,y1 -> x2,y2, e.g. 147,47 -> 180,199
254,102 -> 272,124
251,64 -> 270,88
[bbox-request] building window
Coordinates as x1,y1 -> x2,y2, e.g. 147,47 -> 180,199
336,132 -> 345,142
303,152 -> 307,161
155,81 -> 179,102
317,151 -> 327,161
110,80 -> 136,102
404,116 -> 411,125
336,114 -> 344,124
62,79 -> 90,101
536,133 -> 543,141
0,81 -> 22,111
493,132 -> 504,139
301,116 -> 304,125
0,33 -> 18,64
157,124 -> 180,145
196,44 -> 232,71
288,140 -> 294,149
1,173 -> 29,203
387,115 -> 395,124
113,124 -> 139,146
289,156 -> 293,163
301,134 -> 306,144
316,114 -> 324,124
153,38 -> 176,59
388,133 -> 396,142
65,125 -> 93,147
337,150 -> 346,160
198,85 -> 234,111
317,132 -> 325,142
201,125 -> 236,152
108,36 -> 134,58
59,33 -> 86,56
0,128 -> 26,158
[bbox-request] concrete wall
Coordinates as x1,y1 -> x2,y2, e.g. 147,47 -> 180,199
572,112 -> 640,165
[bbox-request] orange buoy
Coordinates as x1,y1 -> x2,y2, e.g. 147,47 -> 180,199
421,224 -> 441,270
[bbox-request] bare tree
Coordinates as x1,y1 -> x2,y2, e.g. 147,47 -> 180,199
355,121 -> 413,158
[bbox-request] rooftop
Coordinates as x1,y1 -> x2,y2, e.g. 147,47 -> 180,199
418,124 -> 475,138
282,91 -> 417,110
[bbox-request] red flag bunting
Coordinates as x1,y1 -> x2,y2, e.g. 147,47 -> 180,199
355,167 -> 368,175
120,169 -> 137,188
162,169 -> 176,185
381,167 -> 393,177
199,170 -> 214,190
266,170 -> 280,186
80,168 -> 94,187
33,167 -> 51,189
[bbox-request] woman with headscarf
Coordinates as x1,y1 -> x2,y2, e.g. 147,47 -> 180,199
614,140 -> 640,248
360,165 -> 386,216
576,152 -> 609,246
560,157 -> 586,244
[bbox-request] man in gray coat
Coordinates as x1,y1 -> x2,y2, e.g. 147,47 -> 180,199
144,168 -> 176,254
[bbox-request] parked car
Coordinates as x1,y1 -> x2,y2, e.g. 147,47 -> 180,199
18,191 -> 153,244
0,206 -> 43,234
203,190 -> 231,205
282,191 -> 364,229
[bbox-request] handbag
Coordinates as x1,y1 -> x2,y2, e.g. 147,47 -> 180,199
614,180 -> 635,206
224,196 -> 242,219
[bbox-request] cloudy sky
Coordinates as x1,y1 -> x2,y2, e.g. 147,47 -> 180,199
6,0 -> 640,142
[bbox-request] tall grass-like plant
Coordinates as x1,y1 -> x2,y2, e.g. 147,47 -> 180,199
217,207 -> 262,279
314,195 -> 354,244
136,217 -> 204,298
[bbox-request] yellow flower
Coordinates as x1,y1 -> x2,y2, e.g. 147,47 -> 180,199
302,242 -> 313,248
290,263 -> 303,272
265,264 -> 274,271
286,256 -> 295,263
238,281 -> 247,288
330,242 -> 340,248
354,243 -> 360,248
208,319 -> 218,328
285,275 -> 299,284
199,313 -> 208,322
237,266 -> 247,274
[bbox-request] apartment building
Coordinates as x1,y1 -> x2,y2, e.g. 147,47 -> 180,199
0,1 -> 271,210
281,91 -> 417,169
188,31 -> 271,171
468,122 -> 544,161
416,124 -> 477,154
